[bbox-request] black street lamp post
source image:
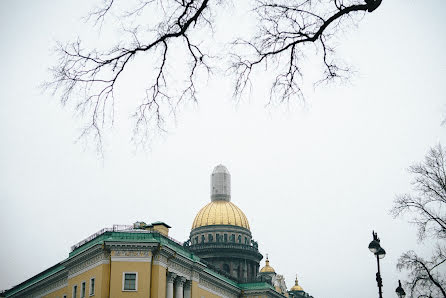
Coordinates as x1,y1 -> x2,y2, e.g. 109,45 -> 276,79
368,231 -> 386,298
395,280 -> 406,298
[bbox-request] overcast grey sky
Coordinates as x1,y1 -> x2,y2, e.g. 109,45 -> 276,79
1,1 -> 446,297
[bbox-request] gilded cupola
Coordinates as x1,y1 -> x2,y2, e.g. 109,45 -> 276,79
191,200 -> 250,230
290,276 -> 304,292
260,255 -> 276,273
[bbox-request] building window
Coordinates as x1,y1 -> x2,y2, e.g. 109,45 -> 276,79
201,235 -> 205,243
122,272 -> 138,291
90,278 -> 95,296
81,281 -> 86,298
231,234 -> 235,242
216,234 -> 220,242
63,295 -> 67,298
208,234 -> 213,242
245,237 -> 248,244
73,285 -> 78,298
224,234 -> 228,242
238,235 -> 241,243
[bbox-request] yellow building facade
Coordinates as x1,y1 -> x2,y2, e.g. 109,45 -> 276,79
2,166 -> 313,298
2,223 -> 284,298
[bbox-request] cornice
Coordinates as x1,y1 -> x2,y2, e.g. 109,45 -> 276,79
190,225 -> 252,237
67,252 -> 109,280
242,288 -> 287,298
105,241 -> 159,251
10,268 -> 68,298
199,269 -> 241,296
198,276 -> 240,298
63,243 -> 105,268
189,243 -> 262,261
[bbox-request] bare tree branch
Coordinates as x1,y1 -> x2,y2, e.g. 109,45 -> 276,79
393,144 -> 446,297
45,0 -> 213,150
392,144 -> 446,241
397,250 -> 446,298
230,0 -> 379,104
45,0 -> 383,149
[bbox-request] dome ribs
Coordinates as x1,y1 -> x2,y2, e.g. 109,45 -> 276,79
227,202 -> 237,227
191,201 -> 250,230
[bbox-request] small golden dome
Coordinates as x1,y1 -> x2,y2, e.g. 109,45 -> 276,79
191,200 -> 250,230
290,276 -> 304,292
260,256 -> 275,273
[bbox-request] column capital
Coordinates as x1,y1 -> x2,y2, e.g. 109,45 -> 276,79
183,280 -> 192,289
175,276 -> 187,286
167,272 -> 177,283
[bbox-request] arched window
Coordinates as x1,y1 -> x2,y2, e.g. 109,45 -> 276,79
238,235 -> 241,243
216,234 -> 220,242
224,234 -> 228,242
208,234 -> 213,242
201,235 -> 205,243
231,234 -> 235,242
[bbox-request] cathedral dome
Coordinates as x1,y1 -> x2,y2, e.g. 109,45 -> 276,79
188,165 -> 262,283
191,200 -> 250,230
290,277 -> 304,292
260,256 -> 275,273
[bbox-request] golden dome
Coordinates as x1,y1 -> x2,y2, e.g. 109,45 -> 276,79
290,276 -> 304,292
191,200 -> 250,230
260,256 -> 275,273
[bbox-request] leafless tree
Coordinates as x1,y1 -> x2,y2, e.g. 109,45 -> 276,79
45,0 -> 383,149
392,144 -> 446,298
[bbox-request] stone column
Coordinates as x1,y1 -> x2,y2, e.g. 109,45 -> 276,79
174,277 -> 186,298
166,272 -> 177,298
183,280 -> 192,298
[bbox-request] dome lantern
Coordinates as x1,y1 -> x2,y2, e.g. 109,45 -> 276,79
192,164 -> 250,230
211,164 -> 231,201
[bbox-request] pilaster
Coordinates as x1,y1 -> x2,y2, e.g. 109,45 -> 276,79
150,255 -> 167,298
191,280 -> 200,298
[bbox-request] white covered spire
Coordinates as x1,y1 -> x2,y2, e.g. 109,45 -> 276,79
211,164 -> 231,201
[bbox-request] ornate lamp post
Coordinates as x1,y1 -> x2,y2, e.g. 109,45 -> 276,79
368,231 -> 386,298
395,280 -> 406,298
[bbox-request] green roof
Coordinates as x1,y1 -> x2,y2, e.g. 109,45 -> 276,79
4,230 -> 274,297
4,263 -> 65,297
239,282 -> 276,291
5,230 -> 201,297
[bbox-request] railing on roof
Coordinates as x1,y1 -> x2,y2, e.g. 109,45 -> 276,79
70,225 -> 184,252
71,225 -> 132,251
163,233 -> 184,247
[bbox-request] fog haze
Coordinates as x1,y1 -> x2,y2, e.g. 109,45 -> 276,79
1,1 -> 445,297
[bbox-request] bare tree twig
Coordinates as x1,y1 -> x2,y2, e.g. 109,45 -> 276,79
393,144 -> 446,298
45,0 -> 383,150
